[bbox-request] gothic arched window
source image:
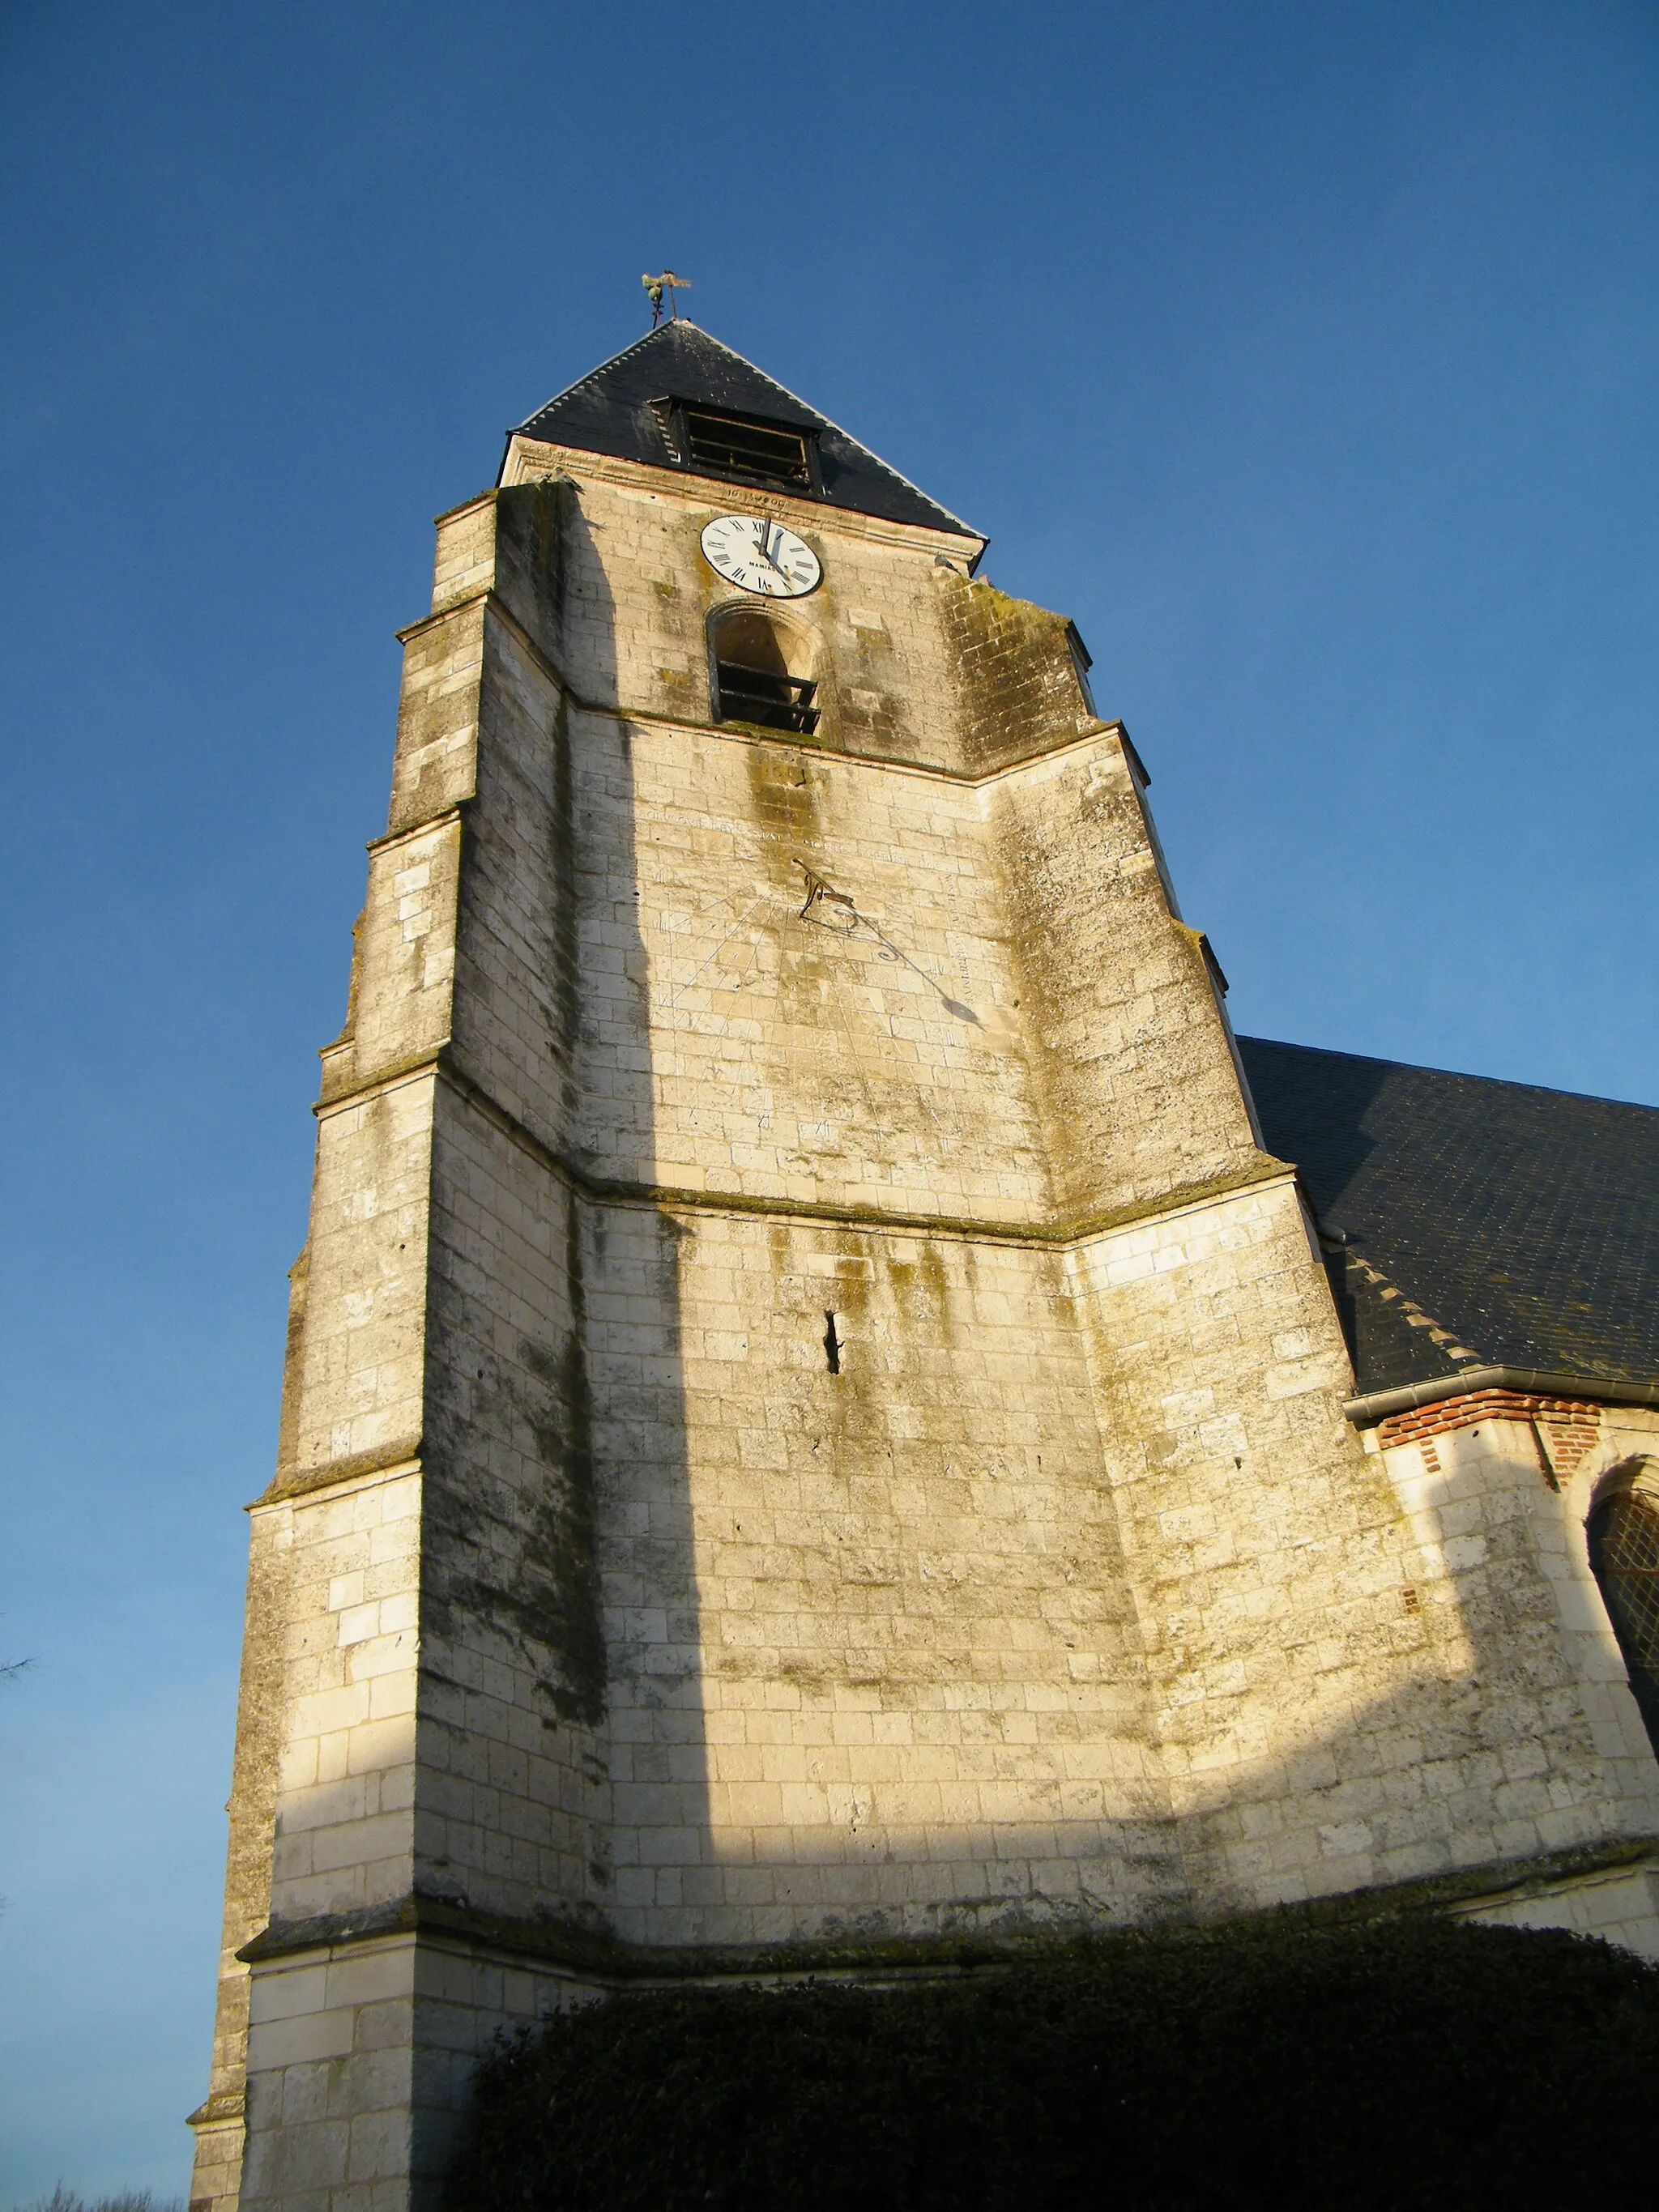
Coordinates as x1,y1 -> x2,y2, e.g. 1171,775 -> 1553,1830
1589,1481 -> 1659,1759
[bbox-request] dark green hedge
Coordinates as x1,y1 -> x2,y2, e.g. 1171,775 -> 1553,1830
446,1919 -> 1659,2211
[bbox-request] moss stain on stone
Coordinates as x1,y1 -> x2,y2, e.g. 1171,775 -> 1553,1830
936,568 -> 1087,775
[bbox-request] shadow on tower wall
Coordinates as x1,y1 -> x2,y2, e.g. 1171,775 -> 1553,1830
420,478 -> 706,1955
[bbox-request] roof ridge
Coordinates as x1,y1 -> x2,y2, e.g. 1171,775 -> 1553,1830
510,324 -> 678,433
662,324 -> 828,424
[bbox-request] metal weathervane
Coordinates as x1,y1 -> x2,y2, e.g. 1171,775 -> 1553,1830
642,271 -> 691,326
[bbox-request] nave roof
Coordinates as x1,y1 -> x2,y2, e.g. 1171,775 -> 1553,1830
1240,1037 -> 1659,1399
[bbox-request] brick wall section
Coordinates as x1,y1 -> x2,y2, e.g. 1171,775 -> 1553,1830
1378,1392 -> 1605,1483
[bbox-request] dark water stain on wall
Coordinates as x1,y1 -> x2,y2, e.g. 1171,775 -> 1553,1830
515,1205 -> 606,1728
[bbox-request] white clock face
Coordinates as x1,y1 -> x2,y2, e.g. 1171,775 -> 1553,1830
700,514 -> 821,598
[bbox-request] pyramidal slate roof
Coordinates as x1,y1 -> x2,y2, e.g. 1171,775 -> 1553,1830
1239,1037 -> 1659,1400
508,322 -> 979,539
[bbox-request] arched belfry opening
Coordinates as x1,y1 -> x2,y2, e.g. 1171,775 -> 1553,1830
1589,1466 -> 1659,1758
710,603 -> 820,734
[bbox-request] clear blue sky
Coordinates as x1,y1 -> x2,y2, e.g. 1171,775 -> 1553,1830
2,1 -> 1657,2198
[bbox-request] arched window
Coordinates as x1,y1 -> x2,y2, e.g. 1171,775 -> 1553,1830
710,606 -> 819,735
1589,1481 -> 1659,1758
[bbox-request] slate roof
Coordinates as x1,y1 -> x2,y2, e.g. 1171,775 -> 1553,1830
508,322 -> 979,539
1239,1037 -> 1659,1399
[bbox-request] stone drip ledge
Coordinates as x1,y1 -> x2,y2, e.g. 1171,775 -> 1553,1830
262,1063 -> 1294,1510
185,2089 -> 245,2127
235,1836 -> 1659,1989
315,1042 -> 1293,1254
258,1438 -> 423,1509
397,583 -> 1132,793
495,441 -> 987,561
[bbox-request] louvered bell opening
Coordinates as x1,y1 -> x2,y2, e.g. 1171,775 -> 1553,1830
683,407 -> 813,490
714,662 -> 819,735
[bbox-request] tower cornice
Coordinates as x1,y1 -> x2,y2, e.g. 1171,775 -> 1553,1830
500,435 -> 986,565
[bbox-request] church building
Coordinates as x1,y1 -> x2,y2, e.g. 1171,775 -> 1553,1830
187,322 -> 1659,2212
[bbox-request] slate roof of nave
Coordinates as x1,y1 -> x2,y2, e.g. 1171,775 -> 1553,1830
508,322 -> 979,539
1239,1037 -> 1659,1399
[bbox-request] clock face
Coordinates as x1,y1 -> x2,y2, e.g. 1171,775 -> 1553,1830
700,514 -> 822,598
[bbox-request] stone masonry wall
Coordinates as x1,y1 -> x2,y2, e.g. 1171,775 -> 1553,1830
1372,1407 -> 1659,1835
500,441 -> 1054,777
936,569 -> 1092,776
987,733 -> 1264,1221
444,617 -> 577,1154
594,1205 -> 1179,1947
418,1101 -> 603,1929
1070,1178 -> 1520,1909
580,705 -> 1054,1219
198,445 -> 1659,2212
188,1494 -> 293,2197
1068,1187 -> 1659,1915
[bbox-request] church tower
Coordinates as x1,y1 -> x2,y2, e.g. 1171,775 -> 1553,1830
189,326 -> 1659,2212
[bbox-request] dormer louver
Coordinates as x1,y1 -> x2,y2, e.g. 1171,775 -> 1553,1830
650,399 -> 820,494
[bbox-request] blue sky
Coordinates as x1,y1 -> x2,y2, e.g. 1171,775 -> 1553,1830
2,1 -> 1657,2198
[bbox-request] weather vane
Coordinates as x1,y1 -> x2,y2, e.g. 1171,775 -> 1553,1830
642,271 -> 691,327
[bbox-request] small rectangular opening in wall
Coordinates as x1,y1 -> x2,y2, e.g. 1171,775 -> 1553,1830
714,662 -> 820,735
823,1311 -> 842,1374
682,407 -> 815,491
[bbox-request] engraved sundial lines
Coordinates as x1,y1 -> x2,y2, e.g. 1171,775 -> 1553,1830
638,837 -> 995,1197
595,735 -> 1053,1218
